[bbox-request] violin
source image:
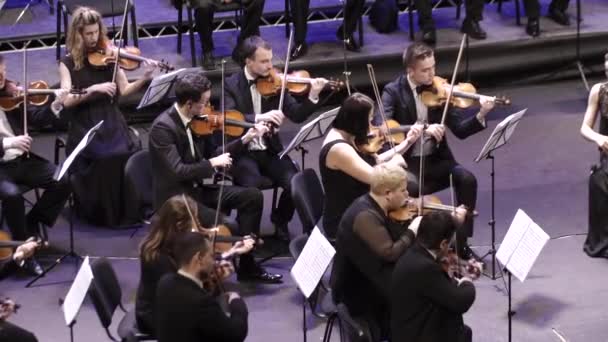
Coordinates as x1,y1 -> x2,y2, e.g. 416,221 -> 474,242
388,195 -> 478,224
0,80 -> 86,111
255,68 -> 344,97
87,39 -> 174,72
189,106 -> 258,137
421,76 -> 511,108
359,120 -> 413,154
440,250 -> 483,280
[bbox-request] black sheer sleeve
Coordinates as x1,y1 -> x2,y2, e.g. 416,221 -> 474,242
352,210 -> 415,262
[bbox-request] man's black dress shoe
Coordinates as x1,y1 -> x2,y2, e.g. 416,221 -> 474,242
336,30 -> 360,52
461,19 -> 487,40
202,52 -> 216,70
237,266 -> 283,284
422,29 -> 437,45
526,18 -> 540,37
548,7 -> 570,26
22,257 -> 43,276
290,43 -> 308,61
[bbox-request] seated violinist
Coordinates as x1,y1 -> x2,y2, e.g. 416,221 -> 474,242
156,231 -> 249,342
381,43 -> 496,259
148,71 -> 283,284
0,238 -> 40,342
136,194 -> 253,336
0,54 -> 71,276
331,162 -> 466,342
225,36 -> 328,239
391,211 -> 476,342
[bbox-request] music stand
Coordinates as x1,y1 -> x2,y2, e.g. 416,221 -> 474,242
61,256 -> 94,342
27,121 -> 104,287
475,109 -> 527,280
137,68 -> 190,109
279,107 -> 340,168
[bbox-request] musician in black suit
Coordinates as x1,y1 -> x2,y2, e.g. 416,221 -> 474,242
391,211 -> 476,342
225,36 -> 328,238
148,71 -> 282,283
156,232 -> 248,342
522,0 -> 570,37
412,0 -> 488,44
381,43 -> 495,259
0,55 -> 71,276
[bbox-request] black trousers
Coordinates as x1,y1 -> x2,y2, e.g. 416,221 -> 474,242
0,155 -> 70,240
336,0 -> 366,36
194,0 -> 265,53
414,0 -> 485,30
289,0 -> 311,44
0,321 -> 38,342
405,156 -> 477,240
523,0 -> 570,19
231,150 -> 297,227
195,184 -> 264,272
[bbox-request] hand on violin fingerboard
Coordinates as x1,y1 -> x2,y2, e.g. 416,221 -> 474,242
478,95 -> 496,117
308,78 -> 329,100
141,59 -> 158,80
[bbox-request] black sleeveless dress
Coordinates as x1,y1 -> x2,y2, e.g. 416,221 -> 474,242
585,83 -> 608,258
60,56 -> 139,226
319,139 -> 376,239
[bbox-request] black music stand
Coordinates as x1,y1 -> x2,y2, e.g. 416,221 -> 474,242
474,109 -> 526,280
27,121 -> 104,287
61,256 -> 94,342
279,107 -> 340,169
137,68 -> 190,109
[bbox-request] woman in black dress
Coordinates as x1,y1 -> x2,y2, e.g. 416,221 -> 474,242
58,6 -> 156,226
580,53 -> 608,258
319,93 -> 421,238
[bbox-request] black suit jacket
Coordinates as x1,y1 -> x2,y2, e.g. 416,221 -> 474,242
391,243 -> 476,342
0,104 -> 56,158
381,74 -> 485,163
148,106 -> 245,209
156,273 -> 248,342
224,69 -> 318,154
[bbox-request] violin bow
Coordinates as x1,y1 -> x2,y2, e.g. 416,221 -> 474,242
22,44 -> 28,138
277,31 -> 294,113
111,0 -> 131,89
367,64 -> 395,151
213,59 -> 228,229
440,34 -> 467,126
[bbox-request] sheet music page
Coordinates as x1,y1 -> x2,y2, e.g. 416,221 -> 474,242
62,256 -> 94,325
290,227 -> 336,298
56,120 -> 104,181
475,109 -> 527,162
497,209 -> 550,282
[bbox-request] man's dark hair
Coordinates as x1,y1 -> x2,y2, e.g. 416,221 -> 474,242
332,93 -> 374,145
417,211 -> 457,250
402,42 -> 434,69
172,232 -> 211,268
174,72 -> 212,106
241,36 -> 272,63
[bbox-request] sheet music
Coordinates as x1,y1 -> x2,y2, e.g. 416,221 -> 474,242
290,227 -> 336,298
62,256 -> 94,326
497,209 -> 549,282
279,107 -> 340,159
475,109 -> 527,162
56,120 -> 103,181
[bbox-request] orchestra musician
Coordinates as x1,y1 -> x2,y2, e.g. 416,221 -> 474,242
0,55 -> 71,276
224,36 -> 328,239
148,71 -> 283,284
381,43 -> 495,259
0,239 -> 40,342
58,6 -> 157,226
580,53 -> 608,258
136,194 -> 253,336
412,0 -> 488,44
155,231 -> 249,342
320,92 -> 422,239
391,211 -> 476,342
523,0 -> 571,37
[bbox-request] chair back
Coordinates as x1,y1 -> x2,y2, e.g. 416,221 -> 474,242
336,303 -> 373,342
124,150 -> 153,222
291,169 -> 324,235
89,257 -> 123,330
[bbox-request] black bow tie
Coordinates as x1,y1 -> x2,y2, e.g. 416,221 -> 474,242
248,78 -> 258,87
415,84 -> 431,95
